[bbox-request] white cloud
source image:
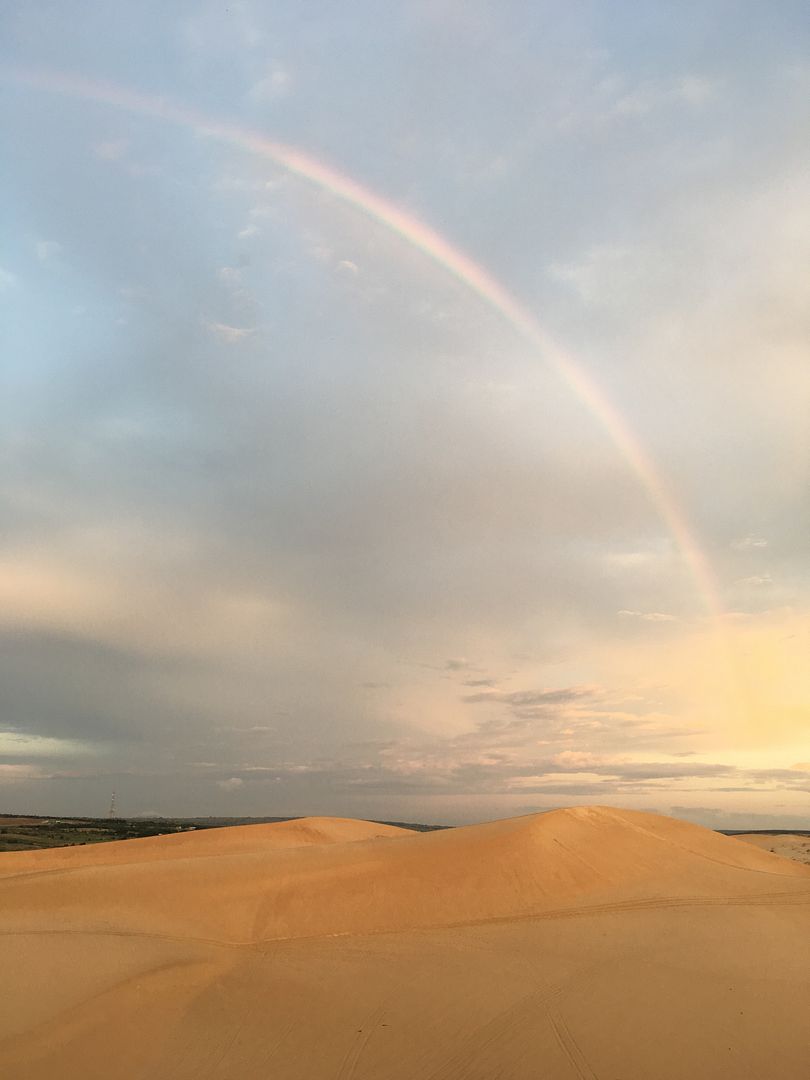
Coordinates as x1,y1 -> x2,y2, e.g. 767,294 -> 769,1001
732,535 -> 768,550
306,240 -> 333,264
611,74 -> 720,118
213,174 -> 264,194
119,285 -> 148,303
0,266 -> 17,291
611,89 -> 655,118
0,732 -> 95,758
548,246 -> 629,303
605,550 -> 660,569
675,75 -> 719,107
337,259 -> 359,275
249,64 -> 292,103
0,764 -> 48,782
249,195 -> 285,221
36,240 -> 62,263
237,223 -> 260,240
735,575 -> 773,587
206,321 -> 256,344
558,71 -> 721,133
617,610 -> 678,623
217,777 -> 244,791
217,266 -> 242,285
551,750 -> 603,768
94,139 -> 129,161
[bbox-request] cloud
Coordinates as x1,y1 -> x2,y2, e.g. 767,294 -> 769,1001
35,240 -> 62,263
94,139 -> 129,161
237,224 -> 259,239
732,536 -> 769,550
0,764 -> 49,782
0,732 -> 95,758
205,321 -> 256,343
555,70 -> 721,136
199,739 -> 799,809
0,266 -> 18,291
675,75 -> 719,107
617,610 -> 678,622
216,267 -> 242,285
548,246 -> 629,303
551,750 -> 601,768
670,805 -> 810,830
735,575 -> 773,587
248,64 -> 292,103
610,75 -> 719,118
216,777 -> 244,791
462,686 -> 594,708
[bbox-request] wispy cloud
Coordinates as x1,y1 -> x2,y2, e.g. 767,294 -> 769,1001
248,64 -> 292,103
94,139 -> 129,161
735,575 -> 773,587
617,610 -> 678,623
216,777 -> 244,791
462,686 -> 595,707
0,732 -> 96,758
732,536 -> 769,550
206,321 -> 256,344
216,266 -> 242,285
610,74 -> 720,118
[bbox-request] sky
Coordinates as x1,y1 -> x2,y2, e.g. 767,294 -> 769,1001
1,1 -> 809,828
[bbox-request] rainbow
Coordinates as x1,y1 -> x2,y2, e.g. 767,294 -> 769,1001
4,65 -> 724,625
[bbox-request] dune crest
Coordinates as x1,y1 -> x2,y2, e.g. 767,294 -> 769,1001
0,815 -> 409,878
1,806 -> 806,945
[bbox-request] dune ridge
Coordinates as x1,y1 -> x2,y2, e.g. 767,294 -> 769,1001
1,806 -> 805,944
0,815 -> 410,877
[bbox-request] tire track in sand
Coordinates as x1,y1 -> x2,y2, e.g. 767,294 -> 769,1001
335,1005 -> 385,1080
546,1003 -> 599,1080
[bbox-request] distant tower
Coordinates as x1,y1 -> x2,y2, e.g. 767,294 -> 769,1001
108,791 -> 117,819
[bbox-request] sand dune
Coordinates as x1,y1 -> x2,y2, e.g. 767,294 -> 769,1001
2,807 -> 809,1078
0,815 -> 410,877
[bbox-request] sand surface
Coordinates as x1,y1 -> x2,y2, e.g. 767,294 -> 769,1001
2,806 -> 809,1078
736,831 -> 810,866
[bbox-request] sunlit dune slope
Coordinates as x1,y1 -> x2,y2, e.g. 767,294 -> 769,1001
3,807 -> 810,1080
1,806 -> 807,944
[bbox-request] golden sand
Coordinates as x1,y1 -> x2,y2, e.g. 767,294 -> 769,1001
2,806 -> 809,1078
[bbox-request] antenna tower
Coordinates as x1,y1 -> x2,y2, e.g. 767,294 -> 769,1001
108,790 -> 117,819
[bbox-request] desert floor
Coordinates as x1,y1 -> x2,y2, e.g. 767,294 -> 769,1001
2,806 -> 810,1079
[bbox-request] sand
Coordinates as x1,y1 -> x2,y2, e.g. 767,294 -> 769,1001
0,815 -> 409,875
2,806 -> 809,1078
736,831 -> 810,866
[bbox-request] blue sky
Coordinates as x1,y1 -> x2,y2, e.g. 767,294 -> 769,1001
2,2 -> 809,826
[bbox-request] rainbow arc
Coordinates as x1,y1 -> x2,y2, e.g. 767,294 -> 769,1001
4,65 -> 725,628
